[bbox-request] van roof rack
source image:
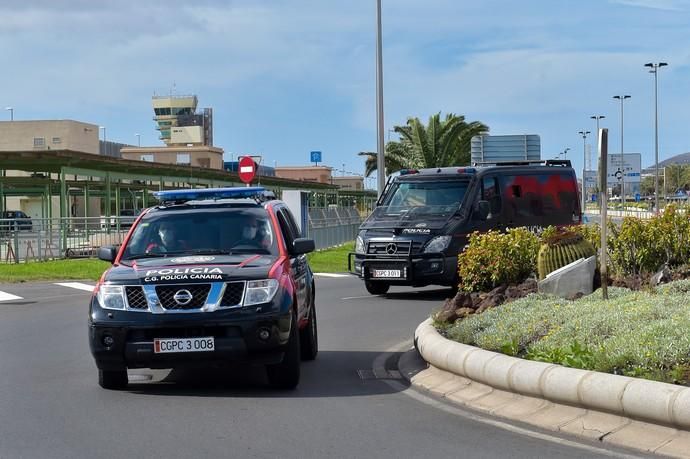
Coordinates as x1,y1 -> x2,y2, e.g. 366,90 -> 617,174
471,159 -> 572,168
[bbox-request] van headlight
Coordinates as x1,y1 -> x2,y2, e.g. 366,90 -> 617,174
244,279 -> 279,306
355,236 -> 365,254
97,285 -> 126,310
423,236 -> 452,253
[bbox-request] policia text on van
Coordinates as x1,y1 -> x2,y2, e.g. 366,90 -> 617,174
348,161 -> 581,295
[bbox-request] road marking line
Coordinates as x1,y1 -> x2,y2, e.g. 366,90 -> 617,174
314,273 -> 350,278
341,295 -> 371,300
54,282 -> 95,292
0,291 -> 23,302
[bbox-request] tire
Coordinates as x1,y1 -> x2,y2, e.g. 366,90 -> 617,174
299,297 -> 318,361
266,313 -> 301,389
365,281 -> 390,295
98,369 -> 128,390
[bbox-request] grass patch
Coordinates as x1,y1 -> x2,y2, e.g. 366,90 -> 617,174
306,241 -> 354,273
0,242 -> 355,282
441,280 -> 690,385
0,259 -> 111,283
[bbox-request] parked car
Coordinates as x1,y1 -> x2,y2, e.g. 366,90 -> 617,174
0,210 -> 33,233
349,160 -> 581,294
90,187 -> 317,390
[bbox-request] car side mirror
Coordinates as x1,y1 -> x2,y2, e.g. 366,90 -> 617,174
98,246 -> 118,263
475,200 -> 490,220
292,238 -> 315,255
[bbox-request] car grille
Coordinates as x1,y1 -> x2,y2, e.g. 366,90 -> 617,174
155,284 -> 211,310
367,240 -> 412,256
125,286 -> 148,310
220,282 -> 245,307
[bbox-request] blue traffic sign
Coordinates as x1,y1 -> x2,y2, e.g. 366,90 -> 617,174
310,151 -> 322,163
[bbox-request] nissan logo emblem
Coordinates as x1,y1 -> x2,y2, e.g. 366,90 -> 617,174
173,289 -> 193,306
386,243 -> 398,255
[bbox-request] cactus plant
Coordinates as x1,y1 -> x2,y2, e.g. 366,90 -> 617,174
537,229 -> 596,280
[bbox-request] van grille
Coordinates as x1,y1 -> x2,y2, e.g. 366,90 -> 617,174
367,240 -> 412,256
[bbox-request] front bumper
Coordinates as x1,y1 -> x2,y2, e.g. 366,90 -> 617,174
89,304 -> 293,370
347,251 -> 457,287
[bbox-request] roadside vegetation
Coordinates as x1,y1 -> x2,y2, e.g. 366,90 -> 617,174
306,241 -> 354,273
0,259 -> 110,283
438,283 -> 690,385
0,242 -> 354,283
436,205 -> 690,385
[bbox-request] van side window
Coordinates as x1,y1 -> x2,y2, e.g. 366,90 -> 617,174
482,176 -> 501,216
501,173 -> 578,223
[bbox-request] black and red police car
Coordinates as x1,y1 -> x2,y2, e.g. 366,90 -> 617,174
89,187 -> 317,390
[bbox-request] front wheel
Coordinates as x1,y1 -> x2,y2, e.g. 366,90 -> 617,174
365,281 -> 390,295
98,369 -> 128,390
300,298 -> 318,361
266,313 -> 301,389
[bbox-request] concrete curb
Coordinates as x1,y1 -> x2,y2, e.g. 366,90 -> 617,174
415,317 -> 690,430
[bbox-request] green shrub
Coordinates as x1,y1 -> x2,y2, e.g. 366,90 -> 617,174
607,205 -> 690,275
457,228 -> 540,292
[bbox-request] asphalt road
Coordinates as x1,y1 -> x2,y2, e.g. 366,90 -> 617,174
0,276 -> 643,459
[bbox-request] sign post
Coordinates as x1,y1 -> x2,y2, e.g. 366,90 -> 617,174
238,156 -> 256,186
310,151 -> 322,166
599,128 -> 609,300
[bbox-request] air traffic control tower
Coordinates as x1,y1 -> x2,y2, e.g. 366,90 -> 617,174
152,95 -> 213,147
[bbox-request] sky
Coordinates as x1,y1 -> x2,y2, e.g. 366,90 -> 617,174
2,0 -> 690,188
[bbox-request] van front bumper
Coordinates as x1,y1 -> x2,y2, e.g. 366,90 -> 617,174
347,252 -> 457,287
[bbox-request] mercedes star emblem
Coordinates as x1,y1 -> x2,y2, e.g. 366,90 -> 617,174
386,243 -> 398,255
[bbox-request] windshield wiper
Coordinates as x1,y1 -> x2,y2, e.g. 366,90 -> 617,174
122,253 -> 169,260
189,249 -> 233,255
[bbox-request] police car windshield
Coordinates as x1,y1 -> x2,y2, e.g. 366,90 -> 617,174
121,207 -> 278,259
381,180 -> 468,215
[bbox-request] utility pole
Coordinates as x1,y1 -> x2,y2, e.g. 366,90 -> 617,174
645,62 -> 668,213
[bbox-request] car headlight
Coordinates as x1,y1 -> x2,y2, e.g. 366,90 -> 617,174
97,285 -> 126,310
423,236 -> 452,253
355,236 -> 365,254
244,279 -> 279,306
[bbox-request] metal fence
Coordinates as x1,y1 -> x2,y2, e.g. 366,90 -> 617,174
307,207 -> 362,250
0,217 -> 131,263
0,208 -> 363,263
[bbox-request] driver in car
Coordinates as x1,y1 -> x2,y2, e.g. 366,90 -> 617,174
146,221 -> 188,253
236,215 -> 269,249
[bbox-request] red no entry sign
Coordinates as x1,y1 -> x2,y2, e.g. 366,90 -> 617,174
238,156 -> 256,184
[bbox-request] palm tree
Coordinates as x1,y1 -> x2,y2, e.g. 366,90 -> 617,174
363,112 -> 488,177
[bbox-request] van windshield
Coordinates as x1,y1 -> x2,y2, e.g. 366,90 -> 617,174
382,180 -> 468,211
363,179 -> 469,229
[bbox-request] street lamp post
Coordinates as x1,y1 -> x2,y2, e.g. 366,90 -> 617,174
590,115 -> 605,202
613,95 -> 631,201
375,0 -> 386,197
562,147 -> 570,160
135,133 -> 141,147
645,62 -> 668,212
578,131 -> 590,212
4,107 -> 13,121
99,126 -> 106,156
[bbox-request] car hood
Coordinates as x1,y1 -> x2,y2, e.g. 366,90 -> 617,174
360,206 -> 468,231
106,254 -> 278,284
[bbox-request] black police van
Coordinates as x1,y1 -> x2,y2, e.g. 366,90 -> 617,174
349,160 -> 581,295
89,187 -> 317,390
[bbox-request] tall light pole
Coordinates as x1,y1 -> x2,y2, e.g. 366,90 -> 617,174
99,126 -> 106,156
4,107 -> 13,121
590,115 -> 605,201
561,147 -> 570,160
135,133 -> 141,147
375,0 -> 386,197
645,62 -> 668,212
578,131 -> 590,211
613,95 -> 631,201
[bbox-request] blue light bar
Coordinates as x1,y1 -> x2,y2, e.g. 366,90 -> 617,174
153,187 -> 267,204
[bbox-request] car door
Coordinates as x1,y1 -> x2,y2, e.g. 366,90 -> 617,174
275,207 -> 311,322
